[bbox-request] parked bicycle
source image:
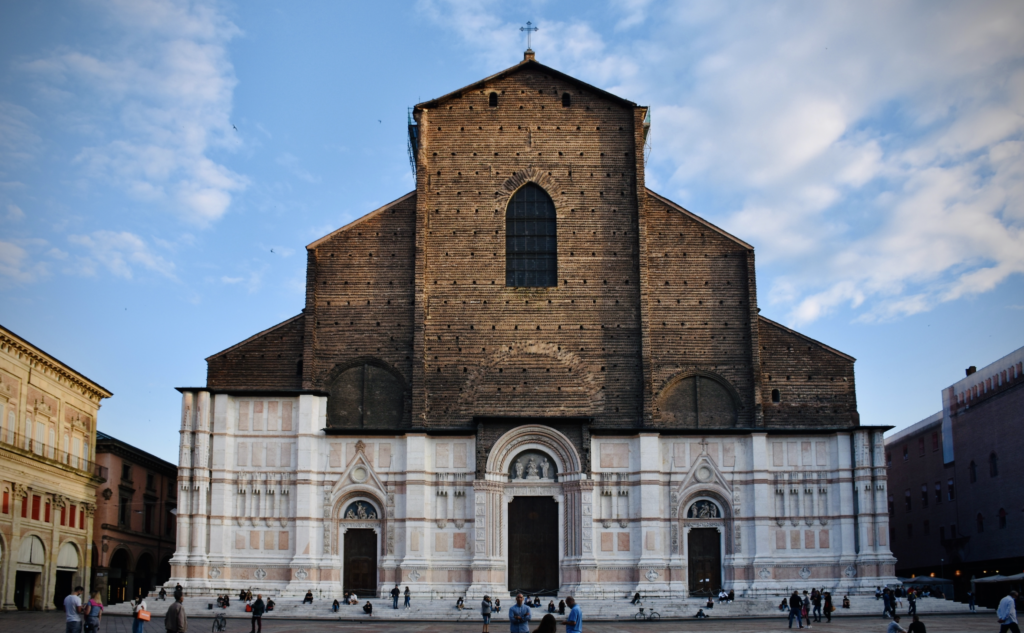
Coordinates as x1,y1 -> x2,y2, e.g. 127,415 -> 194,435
634,601 -> 660,621
212,612 -> 228,632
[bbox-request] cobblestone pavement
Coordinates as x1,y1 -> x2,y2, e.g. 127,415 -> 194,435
0,612 -> 999,633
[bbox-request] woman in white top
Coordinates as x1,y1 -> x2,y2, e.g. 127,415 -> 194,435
130,591 -> 148,633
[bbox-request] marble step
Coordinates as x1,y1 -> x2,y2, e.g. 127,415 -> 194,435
104,595 -> 985,621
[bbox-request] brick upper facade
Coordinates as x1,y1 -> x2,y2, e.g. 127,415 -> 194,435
205,55 -> 861,440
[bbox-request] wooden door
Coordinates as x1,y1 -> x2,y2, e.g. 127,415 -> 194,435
343,529 -> 378,595
508,497 -> 559,594
687,528 -> 721,596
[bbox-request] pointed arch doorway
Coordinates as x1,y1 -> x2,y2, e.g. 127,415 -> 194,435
339,500 -> 381,596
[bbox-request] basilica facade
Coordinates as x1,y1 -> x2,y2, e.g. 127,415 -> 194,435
169,52 -> 896,599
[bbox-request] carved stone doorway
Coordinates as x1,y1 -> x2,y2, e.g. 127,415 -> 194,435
343,529 -> 377,595
508,496 -> 558,595
687,528 -> 721,596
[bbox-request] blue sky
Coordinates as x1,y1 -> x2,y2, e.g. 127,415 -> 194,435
1,0 -> 1021,463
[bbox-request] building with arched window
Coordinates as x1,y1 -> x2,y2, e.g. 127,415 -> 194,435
171,50 -> 894,601
0,325 -> 111,611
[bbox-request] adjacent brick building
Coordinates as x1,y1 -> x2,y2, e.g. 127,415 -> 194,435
171,51 -> 895,599
91,431 -> 176,604
0,325 -> 111,611
886,345 -> 1024,592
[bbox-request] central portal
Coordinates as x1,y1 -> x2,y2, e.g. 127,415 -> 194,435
687,528 -> 721,596
508,496 -> 558,595
343,529 -> 378,596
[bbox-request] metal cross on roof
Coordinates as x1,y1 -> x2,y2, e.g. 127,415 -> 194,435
520,21 -> 538,51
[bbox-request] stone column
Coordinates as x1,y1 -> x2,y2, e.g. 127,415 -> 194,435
169,391 -> 193,583
83,503 -> 96,595
187,391 -> 211,588
287,395 -> 326,587
748,433 -> 772,595
3,484 -> 28,609
466,480 -> 504,599
634,433 -> 669,596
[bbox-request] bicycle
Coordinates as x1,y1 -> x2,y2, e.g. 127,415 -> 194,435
634,601 -> 660,621
212,612 -> 228,632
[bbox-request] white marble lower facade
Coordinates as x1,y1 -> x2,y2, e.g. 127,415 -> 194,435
168,391 -> 896,598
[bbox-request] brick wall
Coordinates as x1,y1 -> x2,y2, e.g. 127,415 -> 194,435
207,315 -> 305,390
204,58 -> 861,437
950,381 -> 1024,563
758,318 -> 858,428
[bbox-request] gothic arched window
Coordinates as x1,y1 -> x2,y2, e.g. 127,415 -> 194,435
506,183 -> 557,287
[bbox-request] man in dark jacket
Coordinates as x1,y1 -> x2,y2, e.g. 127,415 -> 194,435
789,591 -> 803,629
164,591 -> 187,633
250,594 -> 265,633
391,584 -> 400,609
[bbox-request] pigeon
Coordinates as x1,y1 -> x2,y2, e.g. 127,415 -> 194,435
232,124 -> 238,131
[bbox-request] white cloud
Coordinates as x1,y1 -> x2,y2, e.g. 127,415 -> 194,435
21,0 -> 247,225
68,230 -> 176,280
423,0 -> 1024,326
5,204 -> 25,221
0,240 -> 48,283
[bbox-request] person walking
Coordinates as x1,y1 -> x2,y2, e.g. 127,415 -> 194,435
131,591 -> 149,633
998,591 -> 1020,633
907,589 -> 916,616
812,589 -> 822,623
165,590 -> 187,633
509,593 -> 532,633
64,586 -> 85,633
887,614 -> 907,633
535,613 -> 558,633
391,584 -> 400,609
967,590 -> 976,613
823,592 -> 833,623
481,594 -> 493,633
250,594 -> 265,633
906,614 -> 926,633
404,586 -> 411,609
564,596 -> 582,633
882,588 -> 893,618
788,591 -> 804,629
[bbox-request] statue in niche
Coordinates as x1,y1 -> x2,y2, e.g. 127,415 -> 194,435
688,500 -> 719,519
526,457 -> 539,479
344,501 -> 377,520
540,459 -> 551,480
515,461 -> 525,479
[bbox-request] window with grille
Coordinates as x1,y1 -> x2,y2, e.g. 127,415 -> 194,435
506,183 -> 557,287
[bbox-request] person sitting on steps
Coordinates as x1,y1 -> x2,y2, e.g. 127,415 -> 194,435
303,590 -> 314,604
557,600 -> 565,615
631,593 -> 641,605
332,599 -> 340,613
695,608 -> 708,619
456,596 -> 465,610
363,601 -> 373,615
547,600 -> 555,613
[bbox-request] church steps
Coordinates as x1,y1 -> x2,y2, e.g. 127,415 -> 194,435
103,595 -> 984,621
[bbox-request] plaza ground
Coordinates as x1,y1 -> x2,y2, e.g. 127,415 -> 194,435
0,612 -> 999,633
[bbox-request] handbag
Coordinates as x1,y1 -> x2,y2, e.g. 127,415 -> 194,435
137,609 -> 151,621
245,604 -> 252,612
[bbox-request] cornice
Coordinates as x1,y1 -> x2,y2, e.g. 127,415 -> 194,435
0,328 -> 113,403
